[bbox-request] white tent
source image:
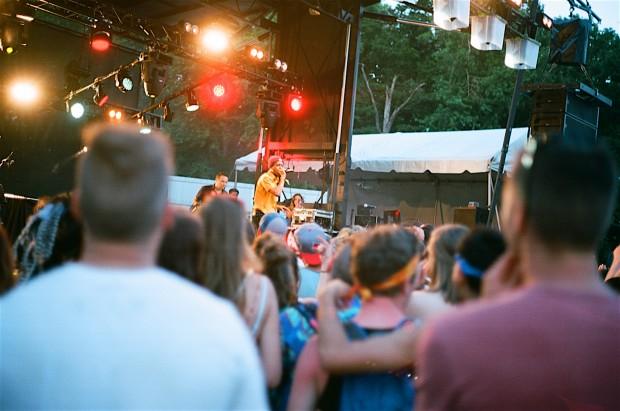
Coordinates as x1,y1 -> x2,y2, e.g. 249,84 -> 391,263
234,148 -> 326,172
233,128 -> 529,225
235,128 -> 528,174
350,128 -> 528,174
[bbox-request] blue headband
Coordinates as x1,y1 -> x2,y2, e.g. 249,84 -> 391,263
455,255 -> 484,278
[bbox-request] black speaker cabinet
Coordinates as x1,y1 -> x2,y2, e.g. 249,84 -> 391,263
526,83 -> 611,147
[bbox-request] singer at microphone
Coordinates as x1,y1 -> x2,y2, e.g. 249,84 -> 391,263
251,155 -> 287,230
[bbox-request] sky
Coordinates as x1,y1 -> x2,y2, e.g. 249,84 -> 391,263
382,0 -> 620,32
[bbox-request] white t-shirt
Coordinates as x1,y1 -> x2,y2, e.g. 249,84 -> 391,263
0,263 -> 268,410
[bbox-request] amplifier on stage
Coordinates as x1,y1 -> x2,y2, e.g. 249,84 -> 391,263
292,208 -> 334,230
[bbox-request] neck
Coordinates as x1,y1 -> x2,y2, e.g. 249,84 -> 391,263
520,235 -> 605,293
81,232 -> 159,268
355,294 -> 408,329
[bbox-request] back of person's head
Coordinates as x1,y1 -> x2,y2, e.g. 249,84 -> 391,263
254,232 -> 299,309
455,228 -> 507,298
330,243 -> 354,285
352,225 -> 421,297
13,194 -> 83,281
0,225 -> 16,295
158,208 -> 203,283
199,197 -> 255,307
78,123 -> 172,242
258,212 -> 288,238
427,224 -> 469,303
512,139 -> 617,252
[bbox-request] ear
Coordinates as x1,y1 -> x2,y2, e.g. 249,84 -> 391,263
161,203 -> 174,231
70,189 -> 82,221
451,264 -> 464,286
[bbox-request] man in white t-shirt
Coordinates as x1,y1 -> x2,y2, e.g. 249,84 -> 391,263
0,124 -> 268,410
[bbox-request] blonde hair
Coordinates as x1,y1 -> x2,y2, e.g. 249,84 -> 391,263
427,224 -> 469,303
78,123 -> 173,242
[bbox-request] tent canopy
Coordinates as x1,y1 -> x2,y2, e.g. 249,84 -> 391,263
351,128 -> 528,174
234,148 -> 326,172
235,128 -> 528,174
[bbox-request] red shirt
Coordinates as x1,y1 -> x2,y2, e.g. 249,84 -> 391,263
416,284 -> 620,411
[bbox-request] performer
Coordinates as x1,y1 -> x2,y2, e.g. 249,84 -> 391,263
189,172 -> 229,213
252,156 -> 286,229
285,193 -> 305,223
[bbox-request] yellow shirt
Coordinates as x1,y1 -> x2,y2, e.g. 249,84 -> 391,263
253,170 -> 280,215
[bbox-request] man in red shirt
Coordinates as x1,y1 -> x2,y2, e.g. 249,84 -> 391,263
414,139 -> 620,411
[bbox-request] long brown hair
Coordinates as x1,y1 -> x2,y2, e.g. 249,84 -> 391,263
199,197 -> 256,309
254,232 -> 298,309
426,224 -> 469,303
0,225 -> 15,295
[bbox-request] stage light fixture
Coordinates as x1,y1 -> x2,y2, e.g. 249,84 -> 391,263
213,84 -> 225,98
281,62 -> 288,72
471,15 -> 506,51
141,52 -> 170,98
185,90 -> 199,112
201,27 -> 229,53
115,68 -> 133,93
433,0 -> 470,31
90,23 -> 111,52
93,84 -> 109,107
274,59 -> 282,69
507,0 -> 522,8
505,37 -> 540,70
9,80 -> 39,106
138,115 -> 152,134
538,13 -> 554,31
68,101 -> 85,119
288,94 -> 303,112
1,21 -> 22,54
107,108 -> 123,121
163,103 -> 173,122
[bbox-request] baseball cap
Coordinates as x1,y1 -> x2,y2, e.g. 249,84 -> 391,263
268,155 -> 282,169
294,223 -> 329,267
258,213 -> 288,237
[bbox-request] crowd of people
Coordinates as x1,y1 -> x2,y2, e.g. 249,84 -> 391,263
0,123 -> 619,410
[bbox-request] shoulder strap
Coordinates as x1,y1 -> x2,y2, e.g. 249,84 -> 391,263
251,276 -> 269,336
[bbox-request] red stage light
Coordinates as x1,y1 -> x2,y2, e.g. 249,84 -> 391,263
91,31 -> 111,52
213,84 -> 225,98
289,95 -> 302,112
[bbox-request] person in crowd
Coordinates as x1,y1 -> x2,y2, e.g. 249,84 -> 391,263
603,244 -> 620,293
258,212 -> 289,239
0,123 -> 268,409
199,197 -> 282,388
228,187 -> 240,200
254,232 -> 316,411
13,193 -> 82,282
285,193 -> 304,223
157,208 -> 203,284
189,171 -> 229,212
288,226 -> 421,411
419,224 -> 434,247
0,225 -> 16,295
407,224 -> 468,321
415,139 -> 620,410
452,227 -> 506,302
288,223 -> 329,299
252,155 -> 286,229
291,193 -> 304,209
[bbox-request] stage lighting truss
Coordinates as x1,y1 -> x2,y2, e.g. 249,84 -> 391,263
92,84 -> 109,107
537,13 -> 554,31
273,59 -> 288,73
115,67 -> 134,93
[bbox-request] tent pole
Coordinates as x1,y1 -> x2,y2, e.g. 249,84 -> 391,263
486,72 -> 523,226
